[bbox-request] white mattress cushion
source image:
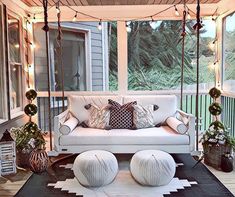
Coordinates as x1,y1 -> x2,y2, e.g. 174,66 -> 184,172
59,126 -> 189,146
68,95 -> 122,122
123,95 -> 177,125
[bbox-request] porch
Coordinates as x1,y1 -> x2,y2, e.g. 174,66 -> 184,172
0,0 -> 235,196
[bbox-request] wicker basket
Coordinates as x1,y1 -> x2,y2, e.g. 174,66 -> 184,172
203,143 -> 232,170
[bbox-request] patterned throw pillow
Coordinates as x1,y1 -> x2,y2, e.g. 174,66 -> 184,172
108,99 -> 137,129
133,104 -> 159,129
84,104 -> 111,130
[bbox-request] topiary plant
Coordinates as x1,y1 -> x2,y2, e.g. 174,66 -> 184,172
200,87 -> 235,169
11,89 -> 46,153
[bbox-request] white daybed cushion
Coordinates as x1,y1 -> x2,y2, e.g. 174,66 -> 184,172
166,117 -> 188,134
59,115 -> 79,135
123,95 -> 177,125
59,126 -> 189,146
68,95 -> 122,122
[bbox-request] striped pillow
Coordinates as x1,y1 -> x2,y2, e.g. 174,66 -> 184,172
108,99 -> 137,129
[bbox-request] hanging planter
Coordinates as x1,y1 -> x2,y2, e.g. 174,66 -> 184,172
29,149 -> 48,173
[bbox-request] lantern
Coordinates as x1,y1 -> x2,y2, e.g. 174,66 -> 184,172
0,130 -> 17,175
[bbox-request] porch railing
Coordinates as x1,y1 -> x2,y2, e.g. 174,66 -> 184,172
221,93 -> 235,138
37,91 -> 212,133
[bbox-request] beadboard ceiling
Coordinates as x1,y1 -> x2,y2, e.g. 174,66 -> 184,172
21,0 -> 221,7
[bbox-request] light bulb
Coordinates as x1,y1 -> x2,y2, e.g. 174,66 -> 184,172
32,14 -> 36,23
174,5 -> 180,16
14,44 -> 20,48
56,7 -> 60,14
209,62 -> 218,70
126,23 -> 131,32
98,20 -> 102,31
31,43 -> 36,49
187,12 -> 191,20
209,42 -> 215,51
73,12 -> 77,22
149,16 -> 155,29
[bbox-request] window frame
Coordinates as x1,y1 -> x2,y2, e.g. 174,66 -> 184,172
6,10 -> 25,118
221,11 -> 235,94
0,3 -> 8,124
49,24 -> 92,91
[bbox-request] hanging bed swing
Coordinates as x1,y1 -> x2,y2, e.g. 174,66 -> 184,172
41,0 -> 202,156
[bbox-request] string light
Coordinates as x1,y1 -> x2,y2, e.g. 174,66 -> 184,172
209,39 -> 217,51
30,43 -> 36,49
98,20 -> 102,31
32,14 -> 36,23
149,16 -> 156,29
56,5 -> 60,14
126,22 -> 131,33
73,12 -> 78,22
187,11 -> 191,19
174,5 -> 180,16
209,61 -> 218,70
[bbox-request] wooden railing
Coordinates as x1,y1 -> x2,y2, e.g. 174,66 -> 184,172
221,92 -> 235,138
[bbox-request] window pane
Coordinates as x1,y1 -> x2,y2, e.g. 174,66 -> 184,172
10,64 -> 22,110
223,12 -> 235,92
50,29 -> 86,91
8,15 -> 21,63
34,22 -> 117,92
127,20 -> 216,91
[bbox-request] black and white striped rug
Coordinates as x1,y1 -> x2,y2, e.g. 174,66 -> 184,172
15,154 -> 234,197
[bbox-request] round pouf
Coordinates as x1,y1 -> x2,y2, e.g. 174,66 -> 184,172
130,150 -> 176,186
73,150 -> 118,187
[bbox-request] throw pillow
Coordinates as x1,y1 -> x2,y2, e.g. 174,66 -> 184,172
132,104 -> 159,129
166,117 -> 188,134
59,113 -> 79,135
84,104 -> 111,130
108,99 -> 137,129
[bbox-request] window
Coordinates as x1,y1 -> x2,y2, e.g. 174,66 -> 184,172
34,21 -> 117,92
223,12 -> 235,92
8,14 -> 23,114
49,28 -> 87,91
0,5 -> 7,122
127,20 -> 216,91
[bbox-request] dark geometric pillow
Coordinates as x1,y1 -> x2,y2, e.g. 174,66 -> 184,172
108,99 -> 137,129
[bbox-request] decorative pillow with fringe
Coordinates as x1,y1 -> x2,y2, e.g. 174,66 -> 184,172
132,104 -> 159,129
108,99 -> 137,129
83,104 -> 111,130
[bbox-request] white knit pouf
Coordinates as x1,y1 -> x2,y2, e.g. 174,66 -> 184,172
73,150 -> 118,187
130,150 -> 176,186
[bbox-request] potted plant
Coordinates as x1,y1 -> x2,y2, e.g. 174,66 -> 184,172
201,87 -> 235,170
11,89 -> 46,168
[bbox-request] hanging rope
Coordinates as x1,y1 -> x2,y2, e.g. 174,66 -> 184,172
56,2 -> 65,111
180,9 -> 187,110
193,0 -> 202,151
42,0 -> 53,151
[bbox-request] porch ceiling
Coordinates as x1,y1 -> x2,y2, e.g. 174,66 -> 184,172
21,0 -> 221,7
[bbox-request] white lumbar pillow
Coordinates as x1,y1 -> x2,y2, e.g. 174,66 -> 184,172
166,116 -> 188,134
59,114 -> 79,135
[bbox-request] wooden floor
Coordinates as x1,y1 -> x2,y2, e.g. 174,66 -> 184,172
0,159 -> 235,197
